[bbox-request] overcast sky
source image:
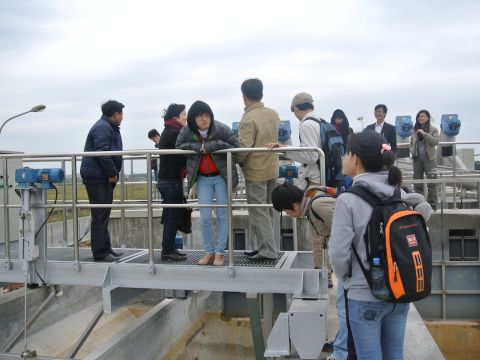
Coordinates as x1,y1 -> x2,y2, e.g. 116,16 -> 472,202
1,0 -> 479,165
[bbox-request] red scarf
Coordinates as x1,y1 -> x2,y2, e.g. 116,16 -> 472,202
335,123 -> 343,135
164,118 -> 184,130
164,118 -> 187,179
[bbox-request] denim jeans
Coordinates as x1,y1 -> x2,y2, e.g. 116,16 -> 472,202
197,175 -> 228,253
348,299 -> 410,360
332,278 -> 348,360
157,179 -> 183,254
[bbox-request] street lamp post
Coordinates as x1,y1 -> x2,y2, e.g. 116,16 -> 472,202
0,105 -> 46,135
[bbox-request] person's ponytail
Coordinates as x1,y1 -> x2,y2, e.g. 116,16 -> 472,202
382,147 -> 402,186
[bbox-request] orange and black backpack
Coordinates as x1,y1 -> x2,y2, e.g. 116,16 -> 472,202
347,185 -> 432,303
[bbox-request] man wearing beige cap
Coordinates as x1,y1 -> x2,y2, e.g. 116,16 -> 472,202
268,92 -> 322,190
237,78 -> 281,261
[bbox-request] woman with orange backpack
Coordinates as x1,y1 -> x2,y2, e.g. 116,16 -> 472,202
329,130 -> 431,359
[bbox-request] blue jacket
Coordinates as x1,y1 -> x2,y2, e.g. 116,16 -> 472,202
80,115 -> 123,184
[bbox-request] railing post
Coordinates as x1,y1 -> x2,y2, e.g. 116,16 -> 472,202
2,157 -> 11,269
61,160 -> 68,247
71,156 -> 80,272
120,166 -> 126,248
452,143 -> 457,209
477,180 -> 480,209
227,151 -> 235,277
146,154 -> 155,275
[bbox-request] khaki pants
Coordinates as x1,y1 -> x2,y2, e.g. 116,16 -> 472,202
245,178 -> 277,258
413,157 -> 438,208
308,196 -> 336,269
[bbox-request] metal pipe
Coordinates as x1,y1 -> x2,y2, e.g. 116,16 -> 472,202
120,165 -> 126,248
67,305 -> 104,359
453,143 -> 457,209
227,151 -> 234,277
4,287 -> 57,352
61,160 -> 68,247
2,157 -> 11,269
146,154 -> 155,274
71,156 -> 80,272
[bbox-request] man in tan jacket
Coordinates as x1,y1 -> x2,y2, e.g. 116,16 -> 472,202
238,78 -> 281,260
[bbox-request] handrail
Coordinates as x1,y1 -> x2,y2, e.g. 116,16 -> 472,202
1,146 -> 325,276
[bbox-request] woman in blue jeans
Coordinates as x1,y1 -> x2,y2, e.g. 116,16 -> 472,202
329,131 -> 411,360
176,100 -> 239,266
157,104 -> 188,261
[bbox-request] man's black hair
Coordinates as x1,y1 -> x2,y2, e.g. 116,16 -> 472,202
293,102 -> 314,112
148,129 -> 160,139
374,104 -> 388,113
101,100 -> 124,117
241,78 -> 263,101
271,182 -> 304,212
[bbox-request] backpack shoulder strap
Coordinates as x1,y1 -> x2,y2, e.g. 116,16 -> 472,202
309,193 -> 334,222
304,116 -> 323,125
344,185 -> 380,208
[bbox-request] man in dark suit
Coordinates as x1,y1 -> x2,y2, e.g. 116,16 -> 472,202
366,104 -> 397,153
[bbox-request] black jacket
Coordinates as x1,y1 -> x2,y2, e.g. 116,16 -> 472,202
157,125 -> 186,181
366,122 -> 397,153
80,115 -> 123,184
176,121 -> 239,190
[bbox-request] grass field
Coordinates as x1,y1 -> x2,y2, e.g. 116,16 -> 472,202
46,182 -> 151,222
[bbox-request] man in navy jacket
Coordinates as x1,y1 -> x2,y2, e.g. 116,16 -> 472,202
366,104 -> 397,153
80,100 -> 124,261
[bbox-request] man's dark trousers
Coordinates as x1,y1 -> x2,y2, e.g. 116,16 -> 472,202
85,182 -> 115,259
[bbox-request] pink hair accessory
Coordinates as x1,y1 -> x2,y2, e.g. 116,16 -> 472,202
381,143 -> 392,154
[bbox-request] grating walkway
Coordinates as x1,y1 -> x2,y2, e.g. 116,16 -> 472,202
2,247 -> 286,268
125,250 -> 286,268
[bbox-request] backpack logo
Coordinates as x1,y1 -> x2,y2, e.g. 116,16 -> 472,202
305,117 -> 345,187
406,234 -> 418,247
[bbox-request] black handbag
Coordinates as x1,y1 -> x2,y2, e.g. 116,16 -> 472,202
160,197 -> 192,234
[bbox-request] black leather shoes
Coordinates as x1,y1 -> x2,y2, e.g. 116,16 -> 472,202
246,253 -> 276,261
161,252 -> 187,261
94,254 -> 117,262
244,249 -> 259,257
109,250 -> 124,258
174,249 -> 187,257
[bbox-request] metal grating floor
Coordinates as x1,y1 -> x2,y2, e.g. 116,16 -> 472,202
2,246 -> 285,267
47,248 -> 140,262
125,250 -> 285,268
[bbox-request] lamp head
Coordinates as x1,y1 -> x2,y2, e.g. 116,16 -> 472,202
31,105 -> 46,112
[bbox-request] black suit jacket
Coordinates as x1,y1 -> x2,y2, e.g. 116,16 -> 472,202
366,122 -> 397,153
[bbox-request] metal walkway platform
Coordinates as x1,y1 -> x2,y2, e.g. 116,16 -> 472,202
1,248 -> 326,298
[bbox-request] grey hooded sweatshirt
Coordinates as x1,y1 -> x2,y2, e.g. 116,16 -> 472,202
328,172 -> 431,302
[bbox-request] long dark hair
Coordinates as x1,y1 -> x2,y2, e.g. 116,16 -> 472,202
414,109 -> 431,132
330,109 -> 350,144
347,130 -> 402,186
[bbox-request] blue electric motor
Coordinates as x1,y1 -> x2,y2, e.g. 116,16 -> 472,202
279,164 -> 298,184
16,167 -> 65,189
278,120 -> 292,143
395,115 -> 413,138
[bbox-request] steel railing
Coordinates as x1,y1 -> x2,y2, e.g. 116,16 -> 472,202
1,147 -> 325,276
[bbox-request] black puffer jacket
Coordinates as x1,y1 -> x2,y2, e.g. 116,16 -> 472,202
176,120 -> 239,191
80,115 -> 123,184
